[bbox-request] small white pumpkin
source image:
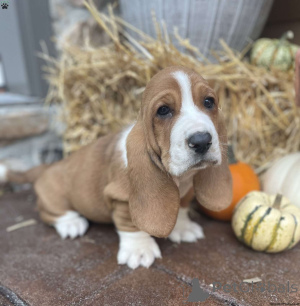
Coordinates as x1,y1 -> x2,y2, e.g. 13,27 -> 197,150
232,191 -> 300,253
262,153 -> 300,208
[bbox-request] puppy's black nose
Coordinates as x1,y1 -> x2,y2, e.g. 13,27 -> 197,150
188,132 -> 212,154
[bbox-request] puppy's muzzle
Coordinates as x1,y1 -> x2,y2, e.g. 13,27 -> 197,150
188,132 -> 212,154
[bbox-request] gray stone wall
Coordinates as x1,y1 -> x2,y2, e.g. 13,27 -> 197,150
0,103 -> 63,174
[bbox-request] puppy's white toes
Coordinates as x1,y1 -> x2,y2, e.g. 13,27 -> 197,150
168,208 -> 205,243
78,218 -> 89,236
152,241 -> 162,258
117,231 -> 161,269
117,250 -> 130,265
191,222 -> 205,239
140,251 -> 155,268
68,223 -> 78,240
56,223 -> 68,240
127,251 -> 142,270
54,211 -> 89,239
182,230 -> 198,242
168,231 -> 181,243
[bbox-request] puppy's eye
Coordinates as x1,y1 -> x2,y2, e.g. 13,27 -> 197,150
204,97 -> 215,109
157,105 -> 171,117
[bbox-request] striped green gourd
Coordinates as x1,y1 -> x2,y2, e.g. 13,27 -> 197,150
250,31 -> 299,71
232,191 -> 300,253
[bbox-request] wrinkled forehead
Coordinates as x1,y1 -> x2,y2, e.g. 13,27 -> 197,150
142,67 -> 214,105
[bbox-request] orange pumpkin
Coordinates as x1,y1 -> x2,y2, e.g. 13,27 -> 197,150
200,147 -> 260,221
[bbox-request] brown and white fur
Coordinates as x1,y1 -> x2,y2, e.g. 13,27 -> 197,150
0,67 -> 232,269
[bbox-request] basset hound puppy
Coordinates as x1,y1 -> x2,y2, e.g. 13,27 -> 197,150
0,66 -> 232,269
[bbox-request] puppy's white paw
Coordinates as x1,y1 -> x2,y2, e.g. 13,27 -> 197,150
169,207 -> 205,243
117,231 -> 161,269
54,211 -> 89,239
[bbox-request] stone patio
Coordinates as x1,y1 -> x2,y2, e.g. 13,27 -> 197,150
0,190 -> 300,306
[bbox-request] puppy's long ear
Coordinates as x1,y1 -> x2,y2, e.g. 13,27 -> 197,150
126,121 -> 180,238
193,113 -> 232,211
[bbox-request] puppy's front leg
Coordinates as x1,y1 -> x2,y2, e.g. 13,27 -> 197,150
168,207 -> 205,243
117,231 -> 161,269
112,202 -> 161,269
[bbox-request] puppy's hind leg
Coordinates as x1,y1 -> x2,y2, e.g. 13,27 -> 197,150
34,164 -> 89,240
37,198 -> 89,240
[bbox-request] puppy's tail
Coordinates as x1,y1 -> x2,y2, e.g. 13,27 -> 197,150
0,164 -> 50,185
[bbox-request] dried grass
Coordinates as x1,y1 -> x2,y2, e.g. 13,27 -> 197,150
43,1 -> 300,174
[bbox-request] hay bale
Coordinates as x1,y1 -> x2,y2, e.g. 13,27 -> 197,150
44,1 -> 300,174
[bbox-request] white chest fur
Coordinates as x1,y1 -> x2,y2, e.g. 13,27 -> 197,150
173,170 -> 197,198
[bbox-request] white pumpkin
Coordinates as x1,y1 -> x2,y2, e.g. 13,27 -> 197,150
262,153 -> 300,208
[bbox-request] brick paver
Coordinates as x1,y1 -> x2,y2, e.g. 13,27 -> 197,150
0,190 -> 299,306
